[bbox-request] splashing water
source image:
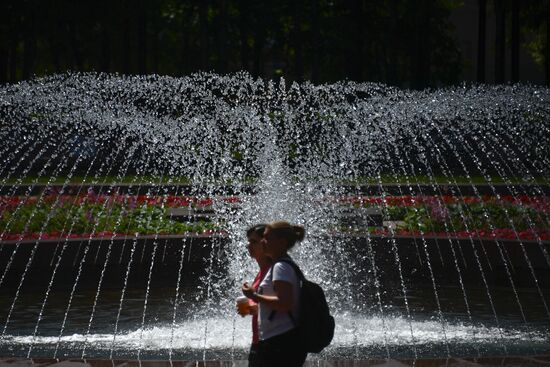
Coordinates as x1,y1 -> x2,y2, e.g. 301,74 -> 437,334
0,72 -> 549,360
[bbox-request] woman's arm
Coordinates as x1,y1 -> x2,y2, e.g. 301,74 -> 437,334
242,280 -> 294,312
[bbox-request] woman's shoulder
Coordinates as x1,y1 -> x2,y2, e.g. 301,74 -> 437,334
273,260 -> 293,270
272,260 -> 298,281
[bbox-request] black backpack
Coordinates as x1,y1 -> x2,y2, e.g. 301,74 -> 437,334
271,258 -> 335,353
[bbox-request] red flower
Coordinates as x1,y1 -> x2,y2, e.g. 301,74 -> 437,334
223,196 -> 241,203
197,198 -> 213,207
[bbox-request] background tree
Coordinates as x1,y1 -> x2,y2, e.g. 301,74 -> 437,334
511,0 -> 520,83
494,0 -> 506,83
0,0 -> 475,88
522,0 -> 550,85
0,1 -> 10,83
477,0 -> 486,83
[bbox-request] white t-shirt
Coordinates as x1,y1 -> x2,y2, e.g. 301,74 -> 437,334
258,261 -> 301,340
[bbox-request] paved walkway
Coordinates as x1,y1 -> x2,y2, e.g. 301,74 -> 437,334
2,356 -> 550,367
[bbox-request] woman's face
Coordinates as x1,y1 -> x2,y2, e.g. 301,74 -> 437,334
261,227 -> 285,258
247,232 -> 264,259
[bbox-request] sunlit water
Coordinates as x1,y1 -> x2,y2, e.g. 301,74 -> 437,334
0,72 -> 549,359
0,286 -> 548,360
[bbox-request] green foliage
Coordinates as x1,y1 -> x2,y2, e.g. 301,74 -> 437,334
521,0 -> 550,69
401,206 -> 438,232
397,202 -> 548,232
0,200 -> 220,236
386,205 -> 408,220
1,0 -> 464,88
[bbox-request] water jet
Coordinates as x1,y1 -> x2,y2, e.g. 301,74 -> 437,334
0,72 -> 549,363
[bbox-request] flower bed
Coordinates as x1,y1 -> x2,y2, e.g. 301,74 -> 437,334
338,195 -> 550,241
0,193 -> 238,241
368,228 -> 550,241
1,193 -> 549,242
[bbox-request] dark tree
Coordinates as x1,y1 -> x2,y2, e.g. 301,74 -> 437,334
384,0 -> 400,86
252,3 -> 266,77
22,0 -> 37,80
310,0 -> 321,83
65,1 -> 84,72
511,0 -> 519,83
546,5 -> 550,85
494,0 -> 506,83
137,0 -> 147,75
520,0 -> 550,86
99,0 -> 112,73
477,0 -> 486,83
216,0 -> 228,74
199,0 -> 209,70
0,1 -> 9,83
347,0 -> 364,82
238,0 -> 250,71
413,0 -> 431,89
292,0 -> 304,81
0,0 -> 467,87
122,0 -> 132,74
150,3 -> 160,74
8,1 -> 20,82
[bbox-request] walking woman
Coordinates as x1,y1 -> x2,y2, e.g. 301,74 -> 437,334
237,224 -> 272,366
242,221 -> 307,367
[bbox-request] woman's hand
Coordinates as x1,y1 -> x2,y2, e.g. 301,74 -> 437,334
236,303 -> 249,317
241,280 -> 294,312
248,303 -> 258,315
235,301 -> 257,317
242,282 -> 255,299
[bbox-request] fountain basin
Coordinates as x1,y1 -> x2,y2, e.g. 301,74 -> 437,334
1,235 -> 548,289
0,235 -> 225,289
1,356 -> 550,366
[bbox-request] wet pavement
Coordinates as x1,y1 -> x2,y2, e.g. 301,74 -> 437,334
2,356 -> 550,367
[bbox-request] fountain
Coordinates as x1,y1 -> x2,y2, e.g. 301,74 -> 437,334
0,72 -> 549,364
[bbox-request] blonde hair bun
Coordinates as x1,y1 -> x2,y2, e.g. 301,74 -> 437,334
268,221 -> 305,248
293,225 -> 305,242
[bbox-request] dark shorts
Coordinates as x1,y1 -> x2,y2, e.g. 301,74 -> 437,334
248,343 -> 261,367
255,327 -> 307,367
